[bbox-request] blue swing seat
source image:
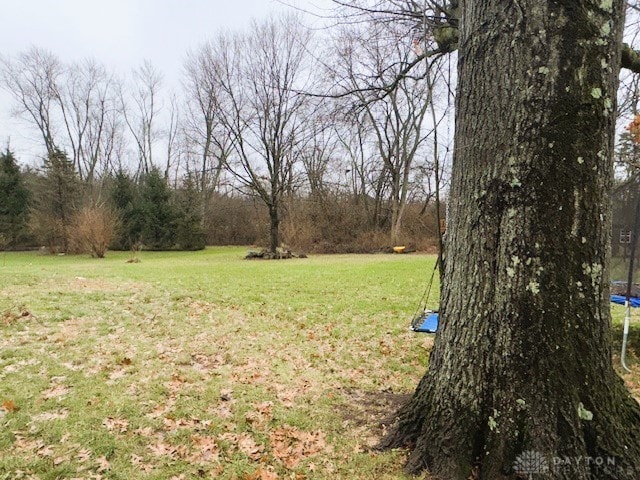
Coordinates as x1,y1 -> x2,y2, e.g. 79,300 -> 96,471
411,310 -> 439,333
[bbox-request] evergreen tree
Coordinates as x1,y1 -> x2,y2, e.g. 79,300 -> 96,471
175,174 -> 206,251
109,170 -> 144,250
30,149 -> 81,252
140,167 -> 177,250
0,149 -> 30,247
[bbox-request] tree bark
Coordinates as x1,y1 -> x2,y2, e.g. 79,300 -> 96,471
379,1 -> 640,478
269,205 -> 280,254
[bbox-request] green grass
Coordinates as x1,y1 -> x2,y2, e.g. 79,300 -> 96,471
3,248 -> 637,479
0,247 -> 438,480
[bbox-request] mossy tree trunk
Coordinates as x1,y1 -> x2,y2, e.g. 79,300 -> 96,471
380,1 -> 640,478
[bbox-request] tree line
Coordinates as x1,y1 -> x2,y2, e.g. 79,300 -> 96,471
0,13 -> 448,255
0,143 -> 442,255
0,148 -> 207,255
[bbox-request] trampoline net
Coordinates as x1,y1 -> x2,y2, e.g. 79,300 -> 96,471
611,179 -> 640,296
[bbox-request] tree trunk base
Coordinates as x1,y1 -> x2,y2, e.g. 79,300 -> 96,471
378,368 -> 640,479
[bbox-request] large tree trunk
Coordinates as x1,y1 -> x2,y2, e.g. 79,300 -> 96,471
390,193 -> 402,246
379,1 -> 640,478
268,205 -> 279,254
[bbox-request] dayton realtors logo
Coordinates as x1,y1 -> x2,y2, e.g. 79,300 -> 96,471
513,450 -> 617,478
513,450 -> 549,478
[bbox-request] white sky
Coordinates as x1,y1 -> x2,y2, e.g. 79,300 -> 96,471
0,0 -> 332,162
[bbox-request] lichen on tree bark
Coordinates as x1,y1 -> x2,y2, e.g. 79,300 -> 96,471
379,1 -> 640,479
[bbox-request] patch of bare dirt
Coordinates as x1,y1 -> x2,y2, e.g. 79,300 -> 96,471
338,388 -> 411,447
68,276 -> 143,293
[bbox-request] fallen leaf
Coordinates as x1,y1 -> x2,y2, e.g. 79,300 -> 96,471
1,399 -> 19,412
190,434 -> 220,463
96,455 -> 110,472
148,441 -> 177,457
76,448 -> 92,462
244,467 -> 279,480
237,433 -> 264,461
220,388 -> 233,401
131,453 -> 154,473
246,401 -> 273,427
134,426 -> 155,437
103,417 -> 129,433
269,426 -> 327,469
37,445 -> 54,457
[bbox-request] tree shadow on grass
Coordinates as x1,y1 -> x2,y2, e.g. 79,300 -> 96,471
337,388 -> 412,447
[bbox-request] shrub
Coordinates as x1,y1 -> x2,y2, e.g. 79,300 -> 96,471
69,205 -> 120,258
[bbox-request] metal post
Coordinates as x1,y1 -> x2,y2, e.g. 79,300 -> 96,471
622,300 -> 632,372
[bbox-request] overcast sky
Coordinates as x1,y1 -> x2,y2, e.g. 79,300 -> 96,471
0,0 -> 332,161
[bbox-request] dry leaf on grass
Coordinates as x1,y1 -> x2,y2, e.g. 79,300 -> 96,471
76,448 -> 92,463
189,435 -> 221,463
130,453 -> 154,472
238,433 -> 265,461
134,426 -> 155,438
1,399 -> 19,412
103,417 -> 129,433
269,426 -> 327,469
37,445 -> 54,457
96,455 -> 111,472
148,441 -> 177,457
246,401 -> 274,427
243,467 -> 279,480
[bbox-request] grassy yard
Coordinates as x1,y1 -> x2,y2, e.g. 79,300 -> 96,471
0,247 -> 439,480
1,247 -> 639,480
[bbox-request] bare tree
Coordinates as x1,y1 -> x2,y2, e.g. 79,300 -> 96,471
209,14 -> 314,253
183,45 -> 231,216
298,113 -> 339,198
330,20 -> 443,243
97,98 -> 127,177
332,111 -> 392,230
121,60 -> 163,177
0,46 -> 63,156
55,59 -> 120,182
165,92 -> 180,182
